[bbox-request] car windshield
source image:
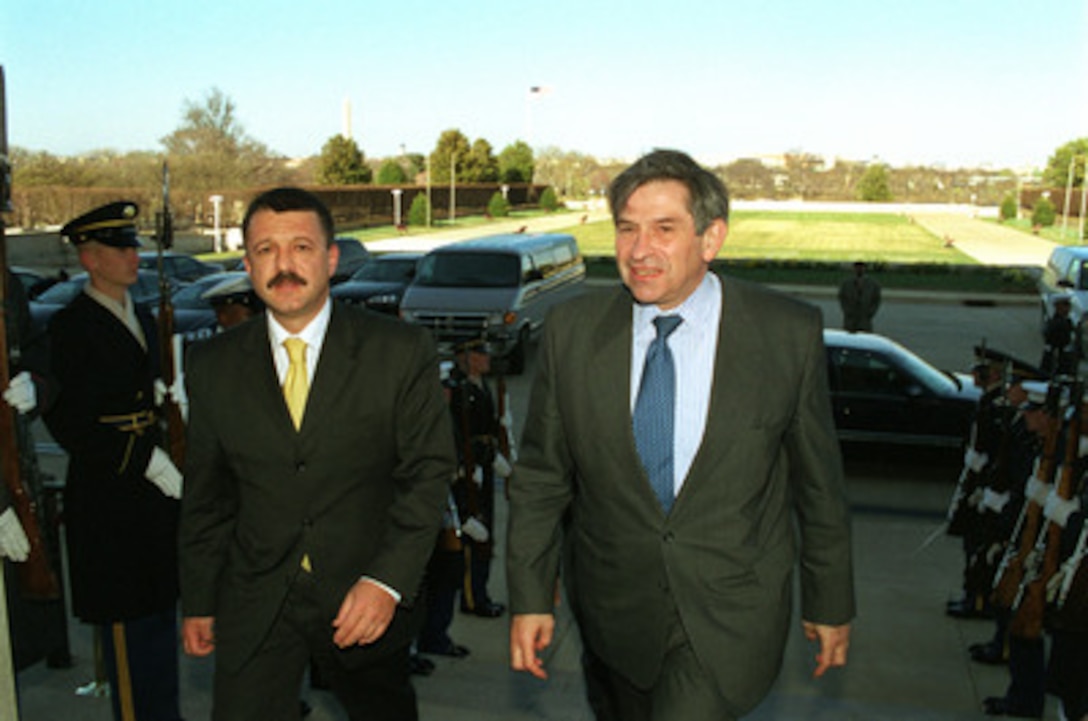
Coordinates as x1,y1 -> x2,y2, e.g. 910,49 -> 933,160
171,276 -> 227,309
415,252 -> 520,288
351,259 -> 416,283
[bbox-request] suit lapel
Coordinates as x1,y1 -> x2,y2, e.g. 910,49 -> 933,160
299,304 -> 357,434
236,313 -> 295,432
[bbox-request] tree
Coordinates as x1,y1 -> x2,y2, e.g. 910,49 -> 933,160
160,87 -> 288,191
499,141 -> 534,183
539,186 -> 560,211
429,129 -> 472,186
999,194 -> 1019,222
464,139 -> 500,182
855,164 -> 893,202
487,191 -> 510,218
1032,196 -> 1057,227
1043,138 -> 1088,189
408,193 -> 430,226
375,159 -> 407,185
316,135 -> 372,185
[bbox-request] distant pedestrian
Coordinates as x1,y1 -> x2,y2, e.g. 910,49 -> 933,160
1040,295 -> 1078,377
838,261 -> 881,333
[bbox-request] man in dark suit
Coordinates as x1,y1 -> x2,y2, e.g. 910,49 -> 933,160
179,187 -> 454,721
44,201 -> 183,721
507,150 -> 856,720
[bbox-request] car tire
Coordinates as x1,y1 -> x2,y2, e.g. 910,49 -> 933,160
506,325 -> 531,375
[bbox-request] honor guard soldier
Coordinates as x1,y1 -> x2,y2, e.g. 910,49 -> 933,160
43,201 -> 183,721
1040,294 -> 1078,378
201,272 -> 263,332
447,338 -> 508,620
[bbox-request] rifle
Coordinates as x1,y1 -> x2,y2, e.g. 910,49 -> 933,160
1010,380 -> 1082,639
0,65 -> 60,601
991,381 -> 1062,609
155,162 -> 185,465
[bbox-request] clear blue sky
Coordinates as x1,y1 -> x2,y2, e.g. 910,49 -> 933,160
3,0 -> 1085,170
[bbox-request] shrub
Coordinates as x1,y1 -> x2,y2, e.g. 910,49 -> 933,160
539,186 -> 561,212
1032,197 -> 1057,228
487,192 -> 511,218
408,193 -> 429,227
999,194 -> 1018,222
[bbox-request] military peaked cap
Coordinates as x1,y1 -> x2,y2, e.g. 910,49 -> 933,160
973,345 -> 1047,382
61,201 -> 141,248
201,272 -> 261,309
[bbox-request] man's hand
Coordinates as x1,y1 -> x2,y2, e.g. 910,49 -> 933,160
802,620 -> 851,678
182,616 -> 216,656
510,613 -> 555,680
0,508 -> 30,562
332,579 -> 397,648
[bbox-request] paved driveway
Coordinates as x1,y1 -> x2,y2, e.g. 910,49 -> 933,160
913,214 -> 1055,267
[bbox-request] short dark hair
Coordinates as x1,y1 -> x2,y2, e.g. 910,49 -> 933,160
607,149 -> 730,234
242,187 -> 335,246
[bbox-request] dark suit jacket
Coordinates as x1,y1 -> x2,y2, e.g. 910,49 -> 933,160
44,293 -> 178,623
507,275 -> 856,716
179,302 -> 455,672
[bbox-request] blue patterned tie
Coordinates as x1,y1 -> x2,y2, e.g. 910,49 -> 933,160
633,315 -> 683,512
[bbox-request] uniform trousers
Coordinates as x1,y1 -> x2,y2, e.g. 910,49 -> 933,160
98,607 -> 181,721
211,570 -> 416,721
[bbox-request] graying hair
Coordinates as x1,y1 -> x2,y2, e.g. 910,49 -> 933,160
607,149 -> 730,234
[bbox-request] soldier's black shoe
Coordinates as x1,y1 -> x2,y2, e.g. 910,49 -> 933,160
408,653 -> 436,676
983,696 -> 1042,718
946,597 -> 994,619
419,641 -> 470,658
969,640 -> 1008,665
462,600 -> 506,618
300,700 -> 313,718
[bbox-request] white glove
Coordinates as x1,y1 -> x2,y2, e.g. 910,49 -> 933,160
168,375 -> 188,423
963,447 -> 988,473
1043,490 -> 1081,528
154,378 -> 168,406
981,488 -> 1011,514
461,516 -> 490,543
0,507 -> 30,562
1025,476 -> 1050,507
472,466 -> 483,487
493,452 -> 513,478
3,371 -> 36,414
145,447 -> 183,499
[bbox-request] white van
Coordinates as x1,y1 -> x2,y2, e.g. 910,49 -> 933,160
399,233 -> 586,373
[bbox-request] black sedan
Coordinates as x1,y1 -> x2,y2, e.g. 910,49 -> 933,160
331,252 -> 421,315
823,329 -> 981,448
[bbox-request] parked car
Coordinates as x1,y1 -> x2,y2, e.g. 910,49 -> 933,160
29,270 -> 178,336
1038,245 -> 1088,326
330,252 -> 421,315
138,251 -> 222,283
331,237 -> 372,285
162,271 -> 245,344
823,329 -> 981,448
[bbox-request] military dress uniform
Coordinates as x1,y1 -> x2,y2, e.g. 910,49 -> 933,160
446,342 -> 505,619
43,202 -> 182,721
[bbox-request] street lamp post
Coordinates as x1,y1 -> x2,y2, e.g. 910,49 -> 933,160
209,194 -> 224,253
391,188 -> 403,228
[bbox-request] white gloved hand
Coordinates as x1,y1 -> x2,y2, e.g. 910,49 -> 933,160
145,447 -> 183,499
168,375 -> 188,423
1043,490 -> 1081,528
461,516 -> 490,543
154,378 -> 168,406
963,447 -> 989,473
493,452 -> 513,478
472,466 -> 483,487
1025,476 -> 1050,507
981,488 -> 1011,514
0,507 -> 30,562
3,371 -> 37,414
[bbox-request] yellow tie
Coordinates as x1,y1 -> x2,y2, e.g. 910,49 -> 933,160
283,338 -> 309,430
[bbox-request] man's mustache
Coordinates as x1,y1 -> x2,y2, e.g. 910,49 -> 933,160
268,271 -> 307,289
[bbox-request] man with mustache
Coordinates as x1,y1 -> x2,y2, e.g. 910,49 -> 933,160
507,150 -> 855,720
179,187 -> 454,721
